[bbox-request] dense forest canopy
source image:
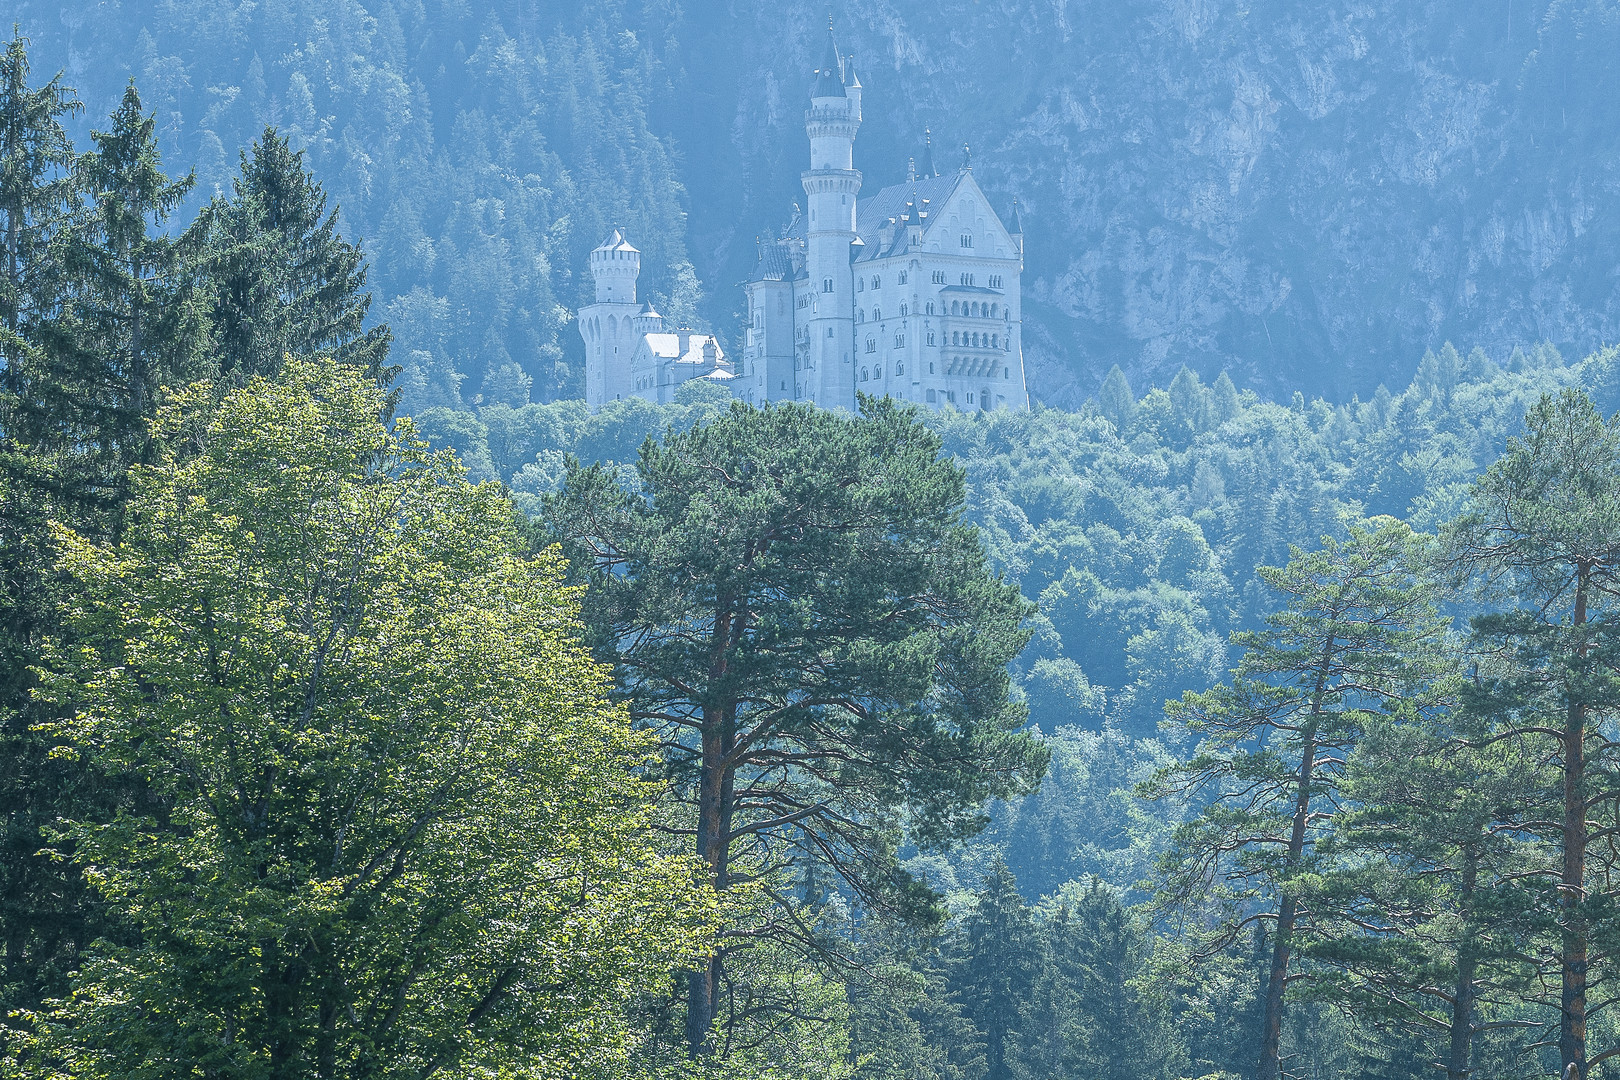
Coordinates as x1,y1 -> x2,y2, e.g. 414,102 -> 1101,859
13,0 -> 1620,405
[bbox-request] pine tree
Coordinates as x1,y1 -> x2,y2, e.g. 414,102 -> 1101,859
1146,517 -> 1450,1080
189,128 -> 392,384
1446,388 -> 1620,1079
1098,365 -> 1135,433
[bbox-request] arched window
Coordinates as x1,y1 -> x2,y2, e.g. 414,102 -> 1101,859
951,331 -> 959,345
951,301 -> 960,315
861,367 -> 869,381
972,332 -> 980,347
866,337 -> 876,354
898,271 -> 908,284
858,310 -> 865,323
926,302 -> 935,314
894,333 -> 904,348
874,364 -> 882,378
900,302 -> 908,316
971,302 -> 979,317
823,277 -> 834,292
873,308 -> 882,321
873,276 -> 882,289
926,331 -> 935,345
991,334 -> 998,348
896,361 -> 904,374
1004,366 -> 1010,378
989,304 -> 998,318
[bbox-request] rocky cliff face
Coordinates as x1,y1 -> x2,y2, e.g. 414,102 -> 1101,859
674,0 -> 1620,404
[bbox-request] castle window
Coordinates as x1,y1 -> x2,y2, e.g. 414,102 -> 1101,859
823,278 -> 834,292
926,331 -> 935,345
896,361 -> 904,374
951,331 -> 959,345
960,233 -> 972,248
866,337 -> 876,353
971,302 -> 980,317
862,368 -> 869,381
872,276 -> 881,289
1005,366 -> 1010,378
894,334 -> 904,348
960,273 -> 973,285
900,303 -> 908,316
827,327 -> 834,338
874,364 -> 882,378
972,332 -> 980,347
898,271 -> 908,284
967,392 -> 975,403
873,308 -> 881,321
991,334 -> 998,348
929,361 -> 935,373
858,310 -> 864,323
932,270 -> 946,284
926,302 -> 935,314
990,275 -> 1003,289
927,389 -> 937,402
951,301 -> 960,315
989,304 -> 997,318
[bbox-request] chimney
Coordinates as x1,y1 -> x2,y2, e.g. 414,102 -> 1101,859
702,338 -> 718,367
676,328 -> 692,357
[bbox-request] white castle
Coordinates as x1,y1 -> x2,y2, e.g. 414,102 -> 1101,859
579,22 -> 1028,413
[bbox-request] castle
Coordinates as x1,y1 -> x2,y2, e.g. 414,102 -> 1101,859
579,22 -> 1028,413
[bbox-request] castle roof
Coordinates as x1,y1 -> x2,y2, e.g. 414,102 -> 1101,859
593,227 -> 639,254
747,239 -> 796,283
853,172 -> 962,262
639,332 -> 726,365
1010,197 -> 1023,235
811,25 -> 846,98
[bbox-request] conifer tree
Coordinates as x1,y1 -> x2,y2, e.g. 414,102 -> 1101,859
949,860 -> 1040,1080
57,82 -> 199,508
189,128 -> 391,384
1446,388 -> 1620,1079
1146,517 -> 1450,1080
544,396 -> 1047,1060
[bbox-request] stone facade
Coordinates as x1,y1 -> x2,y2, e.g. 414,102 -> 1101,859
580,24 -> 1027,413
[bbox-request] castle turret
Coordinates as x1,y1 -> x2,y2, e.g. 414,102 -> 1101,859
1010,197 -> 1024,262
802,19 -> 861,408
578,228 -> 643,408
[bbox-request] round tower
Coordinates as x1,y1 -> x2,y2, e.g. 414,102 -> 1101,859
579,228 -> 643,409
589,227 -> 640,304
802,19 -> 861,409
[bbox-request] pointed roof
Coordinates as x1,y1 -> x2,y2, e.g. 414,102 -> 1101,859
747,238 -> 796,282
811,20 -> 846,98
1010,197 -> 1023,235
594,227 -> 639,254
845,54 -> 861,90
920,129 -> 937,178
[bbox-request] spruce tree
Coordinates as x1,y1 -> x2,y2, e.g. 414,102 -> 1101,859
948,860 -> 1040,1080
189,128 -> 391,384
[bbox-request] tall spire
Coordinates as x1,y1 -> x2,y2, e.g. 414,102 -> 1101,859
811,16 -> 846,98
1010,197 -> 1023,235
907,156 -> 917,182
920,128 -> 936,178
962,143 -> 972,172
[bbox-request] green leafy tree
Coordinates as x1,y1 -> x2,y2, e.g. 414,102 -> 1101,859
189,129 -> 391,384
1145,517 -> 1450,1080
1446,388 -> 1620,1079
544,396 -> 1048,1059
18,360 -> 707,1080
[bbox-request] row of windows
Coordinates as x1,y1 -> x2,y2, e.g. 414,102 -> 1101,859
858,272 -> 910,291
950,331 -> 1002,349
951,301 -> 1003,318
860,362 -> 904,381
864,334 -> 908,353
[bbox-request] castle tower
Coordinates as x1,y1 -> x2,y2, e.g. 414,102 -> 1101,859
801,21 -> 860,408
579,228 -> 643,409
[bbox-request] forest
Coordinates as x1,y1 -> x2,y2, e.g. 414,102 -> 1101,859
8,6 -> 1620,1080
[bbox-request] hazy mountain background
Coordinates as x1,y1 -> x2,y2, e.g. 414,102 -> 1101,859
11,0 -> 1619,408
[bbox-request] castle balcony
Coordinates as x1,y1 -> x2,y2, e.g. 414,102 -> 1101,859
800,168 -> 863,195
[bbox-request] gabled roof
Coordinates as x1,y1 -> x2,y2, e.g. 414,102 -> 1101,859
747,240 -> 796,283
852,172 -> 962,263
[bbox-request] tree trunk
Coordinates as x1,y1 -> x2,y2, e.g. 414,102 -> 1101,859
1562,567 -> 1590,1080
1258,649 -> 1331,1080
1448,848 -> 1478,1080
